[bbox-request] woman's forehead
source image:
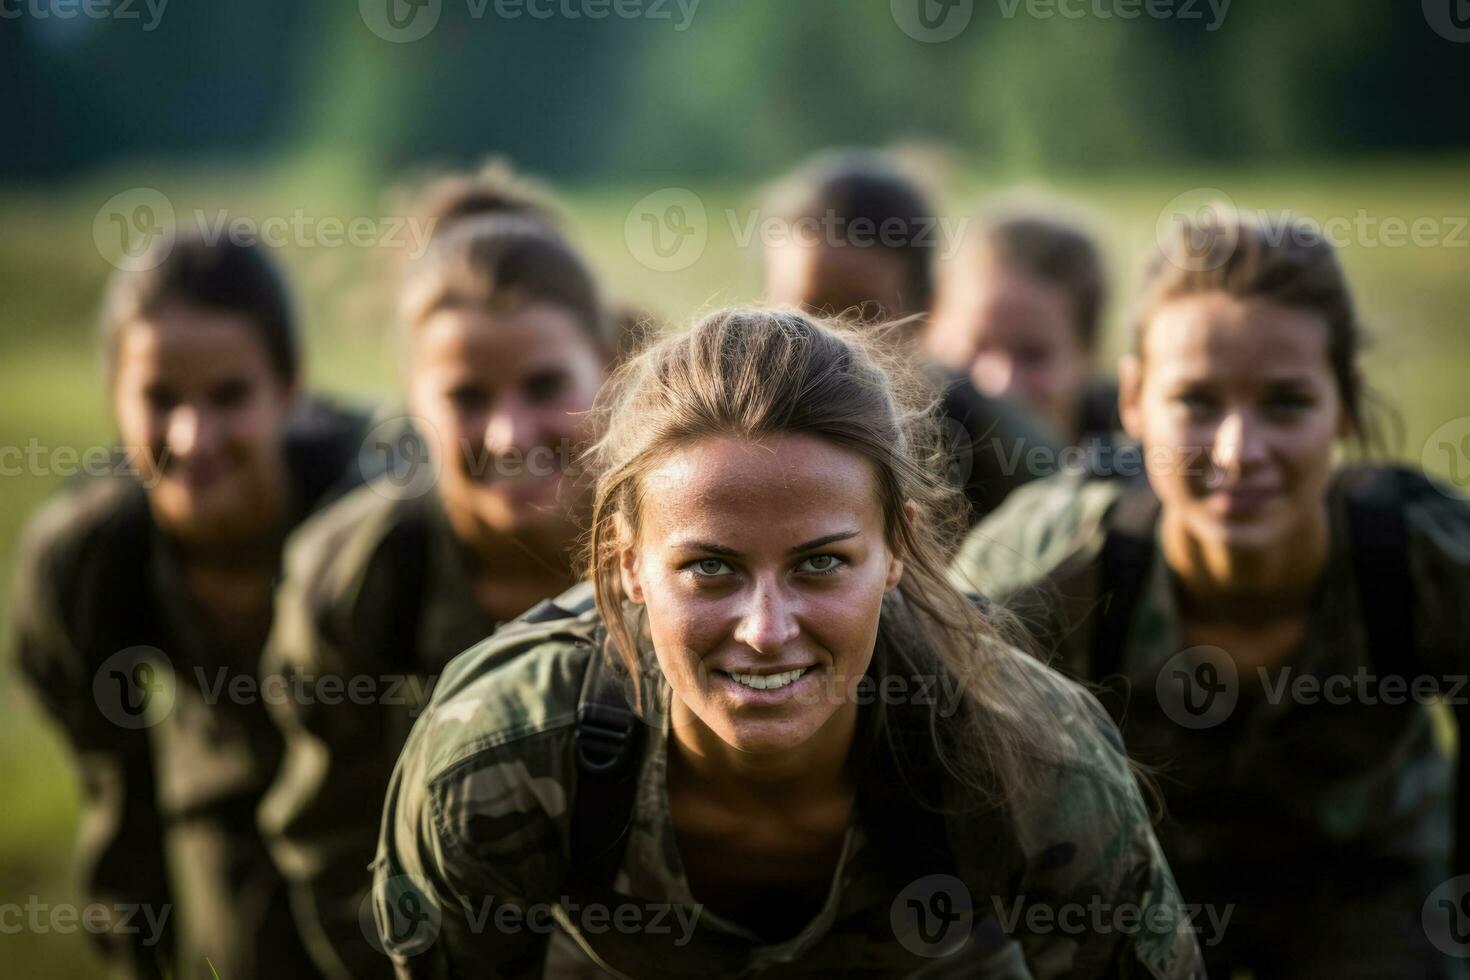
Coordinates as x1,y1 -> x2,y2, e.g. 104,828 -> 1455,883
638,434 -> 884,541
1145,293 -> 1331,374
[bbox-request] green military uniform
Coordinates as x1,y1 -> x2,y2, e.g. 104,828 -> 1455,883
950,468 -> 1470,977
259,481 -> 499,979
9,398 -> 368,980
370,583 -> 1205,978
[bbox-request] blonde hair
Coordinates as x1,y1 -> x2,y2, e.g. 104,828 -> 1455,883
583,307 -> 1069,808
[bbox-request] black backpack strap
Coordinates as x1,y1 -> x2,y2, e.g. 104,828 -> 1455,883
1339,467 -> 1419,681
570,650 -> 645,887
380,497 -> 434,665
1337,467 -> 1467,874
1091,481 -> 1160,723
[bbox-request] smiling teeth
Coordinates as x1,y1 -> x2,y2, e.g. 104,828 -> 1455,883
727,668 -> 808,691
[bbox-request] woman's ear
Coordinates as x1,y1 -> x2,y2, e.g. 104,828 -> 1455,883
1337,371 -> 1363,441
615,513 -> 645,604
885,500 -> 918,592
1118,353 -> 1145,442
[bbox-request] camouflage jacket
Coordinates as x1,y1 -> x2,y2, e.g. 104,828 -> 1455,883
949,468 -> 1470,897
370,584 -> 1204,978
258,481 -> 501,979
9,397 -> 368,980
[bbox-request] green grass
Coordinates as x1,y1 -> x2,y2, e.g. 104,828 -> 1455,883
2,157 -> 1468,973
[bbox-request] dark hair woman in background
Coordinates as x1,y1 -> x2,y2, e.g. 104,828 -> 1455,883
952,208 -> 1470,977
761,150 -> 1060,526
257,173 -> 614,978
11,233 -> 367,979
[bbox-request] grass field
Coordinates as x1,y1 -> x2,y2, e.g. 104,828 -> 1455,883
2,156 -> 1468,973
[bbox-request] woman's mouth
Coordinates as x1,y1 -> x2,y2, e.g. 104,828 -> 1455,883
724,667 -> 809,691
711,666 -> 822,703
1212,485 -> 1279,515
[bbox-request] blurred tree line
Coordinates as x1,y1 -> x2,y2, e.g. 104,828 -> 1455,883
3,0 -> 1467,183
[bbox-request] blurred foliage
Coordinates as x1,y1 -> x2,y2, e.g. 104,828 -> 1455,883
4,0 -> 1469,183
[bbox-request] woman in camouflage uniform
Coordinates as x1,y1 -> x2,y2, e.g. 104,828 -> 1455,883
257,174 -> 614,978
951,207 -> 1470,977
372,308 -> 1204,978
11,234 -> 367,979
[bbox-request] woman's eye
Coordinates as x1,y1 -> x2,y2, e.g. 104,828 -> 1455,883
691,558 -> 732,577
1175,392 -> 1217,417
798,554 -> 844,575
448,388 -> 489,413
1265,394 -> 1313,416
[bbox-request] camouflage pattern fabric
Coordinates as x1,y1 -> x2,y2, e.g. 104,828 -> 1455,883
949,468 -> 1470,977
370,584 -> 1204,978
258,481 -> 500,979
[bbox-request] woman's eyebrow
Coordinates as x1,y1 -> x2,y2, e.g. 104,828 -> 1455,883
787,530 -> 859,555
668,530 -> 860,558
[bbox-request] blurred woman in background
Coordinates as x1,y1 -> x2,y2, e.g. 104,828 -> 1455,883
11,234 -> 367,979
257,171 -> 615,979
372,307 -> 1202,978
761,150 -> 1059,525
951,208 -> 1470,977
927,210 -> 1119,448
